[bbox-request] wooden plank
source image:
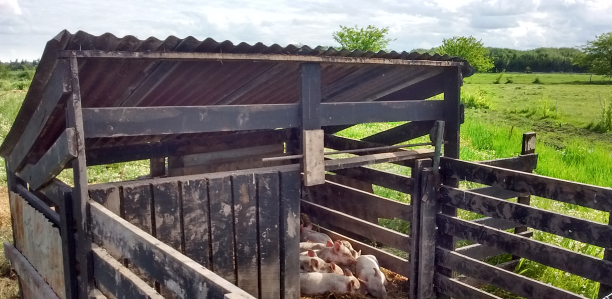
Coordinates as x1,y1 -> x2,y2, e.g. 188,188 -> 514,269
8,60 -> 70,172
17,128 -> 77,190
324,149 -> 433,171
208,176 -> 236,283
231,174 -> 259,297
440,157 -> 612,212
436,247 -> 583,299
89,201 -> 256,299
302,130 -> 325,186
319,227 -> 411,278
4,241 -> 60,299
437,214 -> 612,286
455,259 -> 522,288
257,171 -> 281,299
324,173 -> 374,194
329,166 -> 414,194
307,180 -> 412,222
122,182 -> 153,233
279,170 -> 301,299
180,178 -> 211,268
418,168 -> 437,299
440,185 -> 612,249
150,157 -> 165,177
409,159 -> 430,299
443,67 -> 461,159
324,134 -> 415,167
88,184 -> 122,216
467,186 -> 522,200
471,217 -> 520,230
434,274 -> 502,299
362,120 -> 435,145
515,133 -> 537,259
92,245 -> 164,299
600,212 -> 612,298
477,153 -> 538,173
456,231 -> 533,260
301,200 -> 411,252
175,144 -> 283,169
15,184 -> 60,227
300,63 -> 321,131
378,71 -> 446,102
320,100 -> 445,126
152,181 -> 182,251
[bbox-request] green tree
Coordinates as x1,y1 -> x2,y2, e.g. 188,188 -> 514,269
332,25 -> 394,52
436,36 -> 494,72
575,32 -> 612,77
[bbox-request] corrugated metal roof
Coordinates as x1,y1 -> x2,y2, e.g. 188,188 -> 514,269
0,30 -> 473,162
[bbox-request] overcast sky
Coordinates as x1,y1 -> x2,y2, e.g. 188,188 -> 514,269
1,0 -> 611,61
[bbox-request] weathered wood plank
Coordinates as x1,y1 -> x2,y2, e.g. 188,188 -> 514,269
307,180 -> 412,222
300,63 -> 321,131
92,245 -> 164,299
301,200 -> 411,252
208,176 -> 236,284
8,60 -> 70,172
467,186 -> 522,200
600,212 -> 612,298
17,128 -> 77,190
418,168 -> 437,299
440,157 -> 612,212
320,100 -> 445,126
477,153 -> 538,173
279,170 -> 301,299
437,214 -> 612,286
456,231 -> 533,260
231,174 -> 259,297
324,149 -> 433,171
324,134 -> 415,167
471,217 -> 520,231
436,247 -> 583,299
434,274 -> 502,299
4,241 -> 60,299
15,184 -> 60,227
89,201 -> 255,299
362,120 -> 435,145
302,130 -> 325,186
257,171 -> 281,299
150,157 -> 165,177
409,159 -> 430,299
88,184 -> 122,216
324,173 -> 374,194
329,166 -> 414,194
122,183 -> 153,233
440,186 -> 612,248
152,181 -> 183,251
180,178 -> 211,268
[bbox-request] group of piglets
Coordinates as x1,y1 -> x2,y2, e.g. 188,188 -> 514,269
299,222 -> 388,298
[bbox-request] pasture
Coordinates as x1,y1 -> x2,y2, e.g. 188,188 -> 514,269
0,71 -> 611,298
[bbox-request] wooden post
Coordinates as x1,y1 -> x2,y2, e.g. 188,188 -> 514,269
300,63 -> 324,186
149,157 -> 165,177
512,133 -> 536,262
601,213 -> 612,299
410,158 -> 431,299
66,55 -> 94,299
417,166 -> 438,299
57,184 -> 79,299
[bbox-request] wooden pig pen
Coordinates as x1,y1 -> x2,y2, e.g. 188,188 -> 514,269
2,30 -> 611,299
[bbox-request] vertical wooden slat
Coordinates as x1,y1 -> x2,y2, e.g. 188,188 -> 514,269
181,178 -> 211,268
58,186 -> 79,299
418,168 -> 438,299
257,171 -> 281,299
279,169 -> 301,299
512,132 -> 537,263
152,181 -> 182,251
410,158 -> 431,299
150,157 -> 166,177
300,63 -> 322,131
89,185 -> 121,216
208,176 -> 236,283
231,174 -> 260,297
122,183 -> 153,233
66,55 -> 94,299
601,213 -> 612,299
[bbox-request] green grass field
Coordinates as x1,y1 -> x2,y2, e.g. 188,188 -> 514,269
0,71 -> 611,298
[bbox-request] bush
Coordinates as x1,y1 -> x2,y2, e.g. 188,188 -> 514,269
533,77 -> 543,84
461,89 -> 491,109
12,80 -> 29,91
588,99 -> 612,133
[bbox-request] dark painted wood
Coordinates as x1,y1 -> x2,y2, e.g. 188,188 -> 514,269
18,128 -> 77,190
321,125 -> 352,135
307,180 -> 412,222
515,133 -> 536,249
88,184 -> 121,216
440,186 -> 612,248
467,186 -> 521,200
152,181 -> 183,251
409,159 -> 430,299
434,274 -> 502,299
180,178 -> 211,268
329,165 -> 414,194
477,153 -> 538,173
300,63 -> 321,130
301,200 -> 411,252
279,170 -> 301,299
324,134 -> 415,167
324,149 -> 433,171
207,176 -> 236,283
3,241 -> 60,299
89,201 -> 255,299
122,182 -> 153,233
320,100 -> 445,126
437,214 -> 612,286
150,157 -> 165,177
436,247 -> 582,299
230,174 -> 259,297
443,67 -> 461,159
15,184 -> 60,227
7,60 -> 70,172
471,217 -> 520,230
378,71 -> 446,102
257,171 -> 281,299
320,227 -> 411,278
440,157 -> 612,212
599,212 -> 612,299
362,120 -> 435,145
324,173 -> 374,194
418,168 -> 437,299
92,245 -> 164,299
456,231 -> 533,260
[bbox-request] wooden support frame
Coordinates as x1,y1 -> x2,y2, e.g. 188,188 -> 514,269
4,241 -> 60,299
17,128 -> 77,190
409,158 -> 431,299
362,120 -> 435,145
417,167 -> 438,299
15,184 -> 60,227
434,274 -> 501,299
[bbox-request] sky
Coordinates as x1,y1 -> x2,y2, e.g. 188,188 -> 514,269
1,0 -> 611,61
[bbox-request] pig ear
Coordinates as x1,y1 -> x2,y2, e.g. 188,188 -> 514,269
311,258 -> 319,269
326,258 -> 332,263
334,241 -> 341,252
373,268 -> 379,277
307,250 -> 315,257
330,263 -> 336,270
344,269 -> 353,277
326,240 -> 334,247
348,280 -> 356,291
306,223 -> 313,230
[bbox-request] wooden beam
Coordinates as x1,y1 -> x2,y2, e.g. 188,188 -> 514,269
58,50 -> 466,67
300,63 -> 321,131
434,274 -> 502,299
477,153 -> 538,173
409,158 -> 430,299
436,247 -> 583,299
7,60 -> 70,171
437,214 -> 612,286
324,134 -> 415,167
378,71 -> 446,102
92,245 -> 164,299
456,230 -> 533,260
278,170 -> 301,299
417,168 -> 437,299
324,148 -> 433,171
18,128 -> 77,190
440,185 -> 612,249
302,130 -> 325,186
301,200 -> 411,252
467,186 -> 522,200
89,201 -> 256,299
471,217 -> 520,230
440,157 -> 612,212
362,120 -> 435,145
329,165 -> 414,194
3,241 -> 60,299
15,184 -> 60,227
320,100 -> 445,126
